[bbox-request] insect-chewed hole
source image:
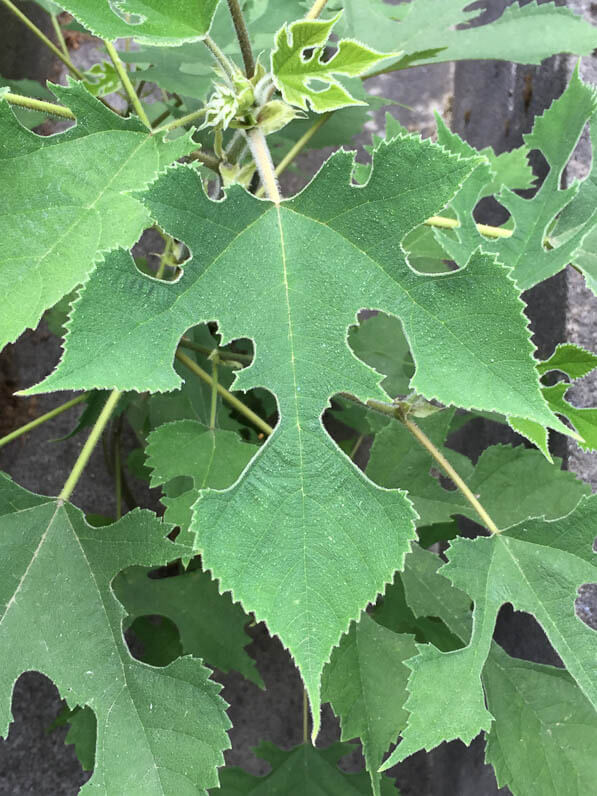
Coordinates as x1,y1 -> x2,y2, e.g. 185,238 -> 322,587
131,227 -> 190,282
125,615 -> 183,667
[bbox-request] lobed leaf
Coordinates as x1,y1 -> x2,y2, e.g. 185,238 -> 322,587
0,81 -> 194,353
0,474 -> 230,793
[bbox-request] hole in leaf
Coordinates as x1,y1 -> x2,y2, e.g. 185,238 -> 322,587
125,615 -> 184,667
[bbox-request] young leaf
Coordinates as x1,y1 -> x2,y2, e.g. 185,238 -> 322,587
271,13 -> 398,113
339,0 -> 597,68
213,741 -> 397,794
0,81 -> 194,353
114,564 -> 264,687
382,497 -> 597,768
27,134 -> 572,735
49,705 -> 97,772
542,382 -> 597,452
58,0 -> 220,45
322,612 -> 417,796
0,474 -> 230,793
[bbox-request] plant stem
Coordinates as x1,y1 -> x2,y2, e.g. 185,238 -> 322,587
256,113 -> 331,198
246,127 -> 281,204
176,350 -> 273,437
179,336 -> 252,363
153,107 -> 207,134
0,393 -> 88,449
209,355 -> 219,430
114,422 -> 122,520
227,0 -> 255,77
189,149 -> 222,174
151,94 -> 184,128
2,91 -> 75,119
0,0 -> 85,80
350,434 -> 365,461
305,0 -> 329,20
402,415 -> 501,535
104,40 -> 151,129
50,12 -> 68,57
204,35 -> 238,84
58,390 -> 122,503
424,215 -> 513,239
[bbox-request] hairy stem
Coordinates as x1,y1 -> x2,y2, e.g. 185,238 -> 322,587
58,390 -> 122,503
104,40 -> 151,128
204,35 -> 238,83
153,107 -> 207,134
424,215 -> 513,239
2,91 -> 75,119
176,350 -> 273,437
403,414 -> 501,534
306,0 -> 330,20
0,393 -> 88,449
0,0 -> 85,80
246,127 -> 281,204
179,337 -> 252,364
256,113 -> 331,198
151,94 -> 184,128
113,422 -> 123,520
189,149 -> 222,174
227,0 -> 255,77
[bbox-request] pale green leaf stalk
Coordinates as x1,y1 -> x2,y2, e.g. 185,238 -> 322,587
271,13 -> 400,113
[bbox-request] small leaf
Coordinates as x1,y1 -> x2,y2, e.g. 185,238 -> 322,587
543,382 -> 597,451
271,13 -> 398,113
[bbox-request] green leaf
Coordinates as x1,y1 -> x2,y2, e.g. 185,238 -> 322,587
0,473 -> 230,793
399,544 -> 597,796
145,419 -> 258,538
382,498 -> 597,768
339,0 -> 597,68
0,81 -> 194,353
114,565 -> 264,687
347,313 -> 414,399
543,382 -> 597,451
271,13 -> 397,112
322,613 -> 416,796
484,644 -> 597,796
537,343 -> 597,380
49,705 -> 97,771
213,741 -> 397,794
485,67 -> 597,290
59,0 -> 220,45
29,133 -> 572,734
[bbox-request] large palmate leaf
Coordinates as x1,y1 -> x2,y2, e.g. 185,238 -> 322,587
0,474 -> 230,793
382,497 -> 597,769
338,0 -> 597,69
322,612 -> 416,796
213,741 -> 396,794
59,0 -> 220,45
28,133 -> 571,734
271,14 -> 397,113
114,564 -> 263,686
395,544 -> 597,796
0,81 -> 194,353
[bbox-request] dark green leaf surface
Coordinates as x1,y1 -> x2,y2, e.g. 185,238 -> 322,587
0,474 -> 230,793
115,565 -> 263,686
